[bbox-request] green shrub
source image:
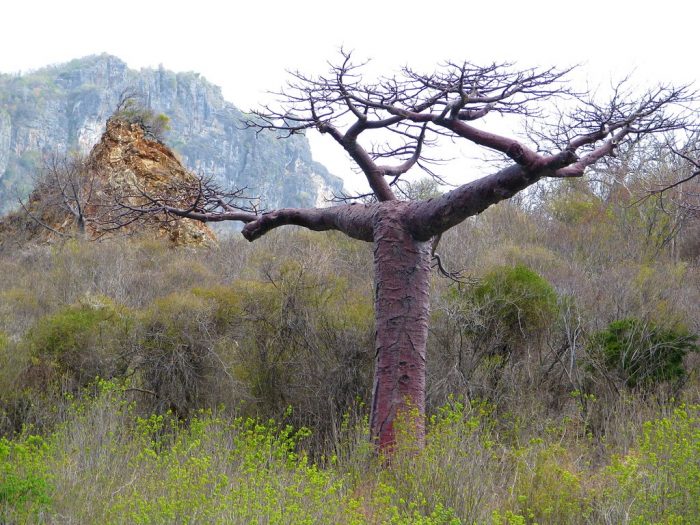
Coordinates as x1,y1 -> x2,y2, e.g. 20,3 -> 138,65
548,191 -> 606,225
365,480 -> 462,525
0,434 -> 53,522
445,264 -> 558,365
605,405 -> 700,524
23,296 -> 133,388
113,96 -> 170,141
380,398 -> 498,524
1,380 -> 368,524
472,264 -> 558,335
590,318 -> 698,388
191,285 -> 246,332
505,441 -> 590,524
106,413 -> 363,524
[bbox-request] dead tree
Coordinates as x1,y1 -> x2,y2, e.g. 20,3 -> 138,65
657,135 -> 700,213
19,153 -> 100,238
115,52 -> 695,454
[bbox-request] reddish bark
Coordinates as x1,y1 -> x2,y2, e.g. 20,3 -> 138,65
370,202 -> 431,451
241,203 -> 375,242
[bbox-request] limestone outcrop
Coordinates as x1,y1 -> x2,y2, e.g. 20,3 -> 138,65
0,118 -> 216,247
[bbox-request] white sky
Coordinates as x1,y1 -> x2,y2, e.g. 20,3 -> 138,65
1,0 -> 697,191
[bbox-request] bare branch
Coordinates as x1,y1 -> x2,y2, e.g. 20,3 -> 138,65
17,197 -> 71,237
100,173 -> 260,231
107,54 -> 698,251
241,203 -> 374,242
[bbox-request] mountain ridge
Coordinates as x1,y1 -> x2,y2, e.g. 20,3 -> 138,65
0,54 -> 343,215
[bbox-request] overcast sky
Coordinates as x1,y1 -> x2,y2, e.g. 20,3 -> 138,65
1,0 -> 696,189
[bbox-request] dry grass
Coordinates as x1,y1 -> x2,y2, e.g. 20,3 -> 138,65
1,191 -> 699,523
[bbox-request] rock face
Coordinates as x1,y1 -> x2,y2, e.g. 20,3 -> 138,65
0,118 -> 216,247
0,54 -> 342,214
89,118 -> 217,245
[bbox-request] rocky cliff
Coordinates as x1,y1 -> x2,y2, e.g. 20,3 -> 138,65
0,117 -> 217,247
0,54 -> 342,215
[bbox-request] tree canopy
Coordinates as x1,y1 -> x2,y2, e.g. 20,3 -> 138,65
105,52 -> 699,453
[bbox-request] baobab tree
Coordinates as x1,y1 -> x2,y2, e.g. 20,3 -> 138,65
116,53 -> 694,454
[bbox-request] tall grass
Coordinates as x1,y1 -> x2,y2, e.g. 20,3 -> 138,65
2,381 -> 698,524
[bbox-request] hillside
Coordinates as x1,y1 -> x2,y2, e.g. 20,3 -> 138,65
0,54 -> 343,214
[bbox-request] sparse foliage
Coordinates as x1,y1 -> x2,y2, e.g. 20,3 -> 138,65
113,90 -> 171,142
19,153 -> 100,238
106,52 -> 698,453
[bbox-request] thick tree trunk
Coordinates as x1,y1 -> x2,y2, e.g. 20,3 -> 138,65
370,202 -> 431,453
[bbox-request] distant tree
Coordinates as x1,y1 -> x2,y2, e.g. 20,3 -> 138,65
579,134 -> 700,260
640,135 -> 700,259
113,90 -> 170,142
19,153 -> 99,238
112,52 -> 697,454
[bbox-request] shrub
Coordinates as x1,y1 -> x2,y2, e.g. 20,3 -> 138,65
0,330 -> 7,358
604,405 -> 700,524
22,296 -> 133,389
105,413 -> 362,524
194,263 -> 373,454
429,265 -> 560,409
589,318 -> 698,388
505,441 -> 590,524
1,382 -> 364,524
443,264 -> 558,366
136,291 -> 227,417
548,190 -> 606,226
0,434 -> 53,522
472,264 -> 558,337
380,398 -> 499,524
113,94 -> 170,142
0,286 -> 45,337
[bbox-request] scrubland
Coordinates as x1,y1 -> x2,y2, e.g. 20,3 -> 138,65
1,180 -> 699,524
